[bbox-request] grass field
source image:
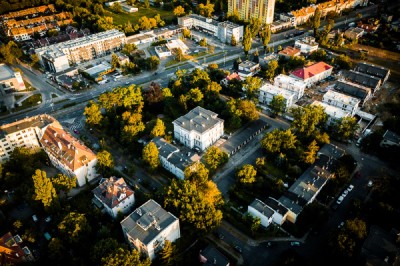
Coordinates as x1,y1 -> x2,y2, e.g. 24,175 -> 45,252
13,93 -> 42,112
106,6 -> 175,26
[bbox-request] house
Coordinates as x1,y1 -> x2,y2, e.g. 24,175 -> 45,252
274,74 -> 306,100
278,46 -> 301,58
40,125 -> 98,187
0,64 -> 26,92
354,62 -> 390,84
152,137 -> 200,179
121,3 -> 138,13
334,80 -> 372,105
0,232 -> 34,264
341,70 -> 381,94
155,45 -> 172,58
312,101 -> 351,124
322,90 -> 360,116
220,72 -> 241,87
92,177 -> 135,218
199,245 -> 230,266
120,199 -> 180,260
344,27 -> 364,40
264,197 -> 289,225
258,83 -> 296,111
173,106 -> 224,151
248,199 -> 275,228
259,53 -> 279,68
238,60 -> 260,78
380,130 -> 400,147
166,39 -> 189,54
290,62 -> 333,87
294,36 -> 319,55
270,20 -> 293,33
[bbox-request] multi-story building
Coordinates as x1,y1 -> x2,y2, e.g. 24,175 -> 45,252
334,80 -> 372,106
0,64 -> 26,92
152,137 -> 200,179
238,60 -> 260,78
322,90 -> 360,116
35,29 -> 126,73
0,232 -> 34,264
178,14 -> 243,43
274,74 -> 306,100
40,124 -> 98,187
228,0 -> 275,24
0,115 -> 56,163
0,4 -> 56,20
173,106 -> 224,151
312,100 -> 351,124
341,70 -> 381,94
294,36 -> 319,55
92,177 -> 135,218
121,199 -> 180,260
278,46 -> 301,58
290,62 -> 333,87
344,27 -> 364,40
258,83 -> 296,111
248,199 -> 275,228
354,62 -> 390,84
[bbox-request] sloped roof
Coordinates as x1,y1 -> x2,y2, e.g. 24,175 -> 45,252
0,114 -> 57,138
93,177 -> 134,209
278,46 -> 301,57
291,62 -> 333,80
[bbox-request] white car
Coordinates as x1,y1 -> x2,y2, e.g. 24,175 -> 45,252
342,190 -> 349,197
368,180 -> 373,187
347,184 -> 354,192
336,196 -> 344,205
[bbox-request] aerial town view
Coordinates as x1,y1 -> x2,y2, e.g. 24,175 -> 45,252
0,0 -> 399,265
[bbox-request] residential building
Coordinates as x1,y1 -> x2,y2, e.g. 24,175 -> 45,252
258,83 -> 296,111
227,0 -> 275,24
199,245 -> 230,266
121,3 -> 138,12
0,4 -> 56,20
248,199 -> 275,228
294,36 -> 319,55
220,72 -> 241,87
263,197 -> 289,225
35,29 -> 126,73
120,199 -> 180,260
278,46 -> 301,58
125,32 -> 155,46
152,137 -> 200,179
173,106 -> 224,151
238,60 -> 260,78
341,70 -> 381,94
259,53 -> 279,68
380,130 -> 400,148
354,62 -> 390,84
274,74 -> 306,100
165,39 -> 189,54
0,115 -> 56,163
344,27 -> 364,40
334,80 -> 371,105
40,125 -> 98,187
178,14 -> 243,43
270,20 -> 293,33
155,45 -> 172,58
357,22 -> 379,33
312,101 -> 351,124
92,177 -> 135,218
290,62 -> 333,87
0,64 -> 26,92
322,90 -> 360,116
0,232 -> 34,264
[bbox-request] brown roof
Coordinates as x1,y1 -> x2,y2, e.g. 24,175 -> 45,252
279,46 -> 301,57
0,114 -> 57,137
291,62 -> 333,80
40,125 -> 97,172
93,177 -> 134,209
0,232 -> 28,264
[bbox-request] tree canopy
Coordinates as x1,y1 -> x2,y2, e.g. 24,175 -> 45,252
269,95 -> 286,116
58,212 -> 91,243
101,247 -> 151,266
142,142 -> 160,171
236,164 -> 257,184
32,169 -> 57,208
204,146 -> 228,171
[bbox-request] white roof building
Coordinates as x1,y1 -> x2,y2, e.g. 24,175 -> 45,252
294,36 -> 319,54
274,74 -> 306,100
322,90 -> 360,116
312,101 -> 351,124
258,83 -> 296,111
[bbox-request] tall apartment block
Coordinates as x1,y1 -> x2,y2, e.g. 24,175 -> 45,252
228,0 -> 275,24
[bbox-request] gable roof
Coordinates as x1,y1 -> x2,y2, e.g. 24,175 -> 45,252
354,62 -> 390,81
92,177 -> 134,209
291,62 -> 333,80
342,70 -> 381,89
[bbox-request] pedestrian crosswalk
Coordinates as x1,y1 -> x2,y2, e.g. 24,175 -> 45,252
69,119 -> 84,132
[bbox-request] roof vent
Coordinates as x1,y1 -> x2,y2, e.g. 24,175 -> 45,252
155,224 -> 161,231
137,208 -> 142,216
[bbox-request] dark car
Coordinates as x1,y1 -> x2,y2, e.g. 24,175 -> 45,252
234,246 -> 242,253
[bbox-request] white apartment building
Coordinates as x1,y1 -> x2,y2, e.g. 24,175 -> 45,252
274,74 -> 306,100
217,21 -> 244,43
258,83 -> 296,111
40,125 -> 98,187
121,199 -> 180,260
248,199 -> 275,228
312,101 -> 351,124
291,62 -> 333,87
294,36 -> 319,55
0,115 -> 56,163
173,106 -> 224,151
35,29 -> 126,73
152,137 -> 200,180
0,64 -> 26,92
92,177 -> 135,218
322,90 -> 360,116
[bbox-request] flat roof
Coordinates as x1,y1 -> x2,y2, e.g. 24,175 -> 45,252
249,199 -> 274,218
85,62 -> 112,77
312,101 -> 351,119
0,64 -> 16,81
259,83 -> 296,100
323,90 -> 360,106
173,106 -> 223,134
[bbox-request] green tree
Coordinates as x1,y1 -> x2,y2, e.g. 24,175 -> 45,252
243,76 -> 262,100
264,60 -> 278,81
238,99 -> 259,121
269,95 -> 286,116
173,5 -> 185,17
205,81 -> 222,96
260,24 -> 271,52
101,247 -> 151,266
237,164 -> 257,184
302,140 -> 319,164
144,0 -> 150,8
111,53 -> 119,69
96,150 -> 115,175
158,240 -> 179,266
182,28 -> 191,38
204,146 -> 228,171
150,118 -> 166,138
243,26 -> 252,55
174,48 -> 184,62
309,49 -> 327,62
332,116 -> 359,141
93,3 -> 104,15
91,238 -> 121,264
48,238 -> 66,263
198,3 -> 214,17
112,2 -> 123,13
199,38 -> 207,47
32,169 -> 57,208
122,43 -> 137,55
231,34 -> 237,46
290,105 -> 327,139
249,17 -> 261,37
142,142 -> 159,171
84,101 -> 103,127
312,7 -> 321,36
0,41 -> 22,64
250,216 -> 261,235
334,54 -> 352,70
30,54 -> 40,67
51,174 -> 76,194
58,212 -> 91,243
147,55 -> 160,70
261,129 -> 297,154
345,218 -> 367,239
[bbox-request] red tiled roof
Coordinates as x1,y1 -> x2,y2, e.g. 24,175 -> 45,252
92,177 -> 134,209
279,46 -> 301,57
226,72 -> 241,81
291,62 -> 333,80
0,232 -> 27,264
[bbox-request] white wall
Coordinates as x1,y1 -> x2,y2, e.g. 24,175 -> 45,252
146,219 -> 181,260
247,206 -> 273,228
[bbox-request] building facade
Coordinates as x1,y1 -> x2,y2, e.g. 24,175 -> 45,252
322,90 -> 360,116
228,0 -> 275,24
173,106 -> 224,151
312,100 -> 351,124
248,199 -> 274,228
35,29 -> 126,72
258,83 -> 296,111
290,62 -> 333,87
274,74 -> 306,100
92,177 -> 135,218
121,199 -> 180,260
294,36 -> 319,55
334,80 -> 372,105
0,64 -> 26,92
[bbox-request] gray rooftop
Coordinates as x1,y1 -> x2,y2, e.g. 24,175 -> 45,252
239,60 -> 259,69
0,64 -> 16,81
354,62 -> 390,81
201,244 -> 230,266
218,21 -> 241,29
264,197 -> 289,215
342,70 -> 381,90
334,80 -> 371,101
121,199 -> 178,246
188,14 -> 219,26
382,130 -> 400,145
0,114 -> 56,137
278,195 -> 303,215
173,106 -> 223,134
249,199 -> 274,218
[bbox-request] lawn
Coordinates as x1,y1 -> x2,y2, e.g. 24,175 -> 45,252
13,94 -> 42,112
106,6 -> 175,26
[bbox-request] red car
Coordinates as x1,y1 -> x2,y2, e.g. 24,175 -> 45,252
73,129 -> 80,134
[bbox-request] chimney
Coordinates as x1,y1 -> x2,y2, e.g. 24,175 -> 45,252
54,132 -> 57,138
57,142 -> 62,151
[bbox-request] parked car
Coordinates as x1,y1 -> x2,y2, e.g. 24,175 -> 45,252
73,129 -> 80,134
266,242 -> 273,247
45,216 -> 52,222
336,196 -> 344,204
290,242 -> 300,247
368,180 -> 373,187
347,184 -> 354,192
342,190 -> 349,196
32,215 -> 38,222
338,221 -> 345,228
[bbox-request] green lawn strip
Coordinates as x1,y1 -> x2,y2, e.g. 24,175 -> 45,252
105,7 -> 174,26
13,94 -> 42,112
